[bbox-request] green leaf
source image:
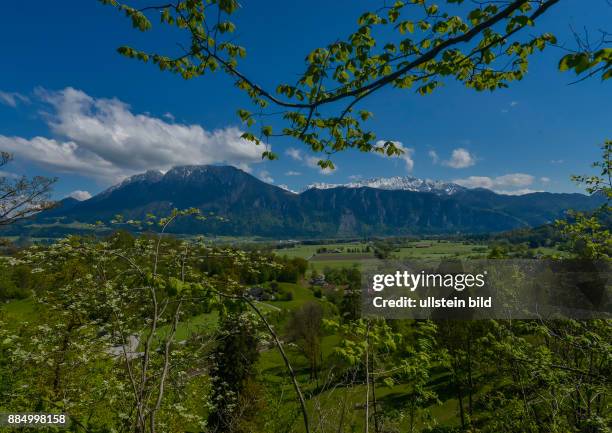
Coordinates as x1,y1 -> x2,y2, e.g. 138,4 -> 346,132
168,277 -> 185,295
574,53 -> 591,74
388,8 -> 400,23
219,0 -> 239,14
237,109 -> 251,121
217,21 -> 236,33
558,54 -> 576,72
262,150 -> 277,160
593,48 -> 612,62
468,9 -> 482,24
398,20 -> 414,34
359,110 -> 373,121
383,377 -> 395,388
304,75 -> 315,87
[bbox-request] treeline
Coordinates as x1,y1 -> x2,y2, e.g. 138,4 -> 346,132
0,230 -> 308,302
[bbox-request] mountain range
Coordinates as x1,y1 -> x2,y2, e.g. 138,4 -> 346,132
12,165 -> 605,238
305,176 -> 465,194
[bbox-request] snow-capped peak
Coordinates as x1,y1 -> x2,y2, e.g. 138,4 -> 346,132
100,170 -> 164,196
304,176 -> 464,195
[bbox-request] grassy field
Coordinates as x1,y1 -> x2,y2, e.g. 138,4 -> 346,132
275,242 -> 371,259
394,239 -> 488,259
0,298 -> 38,326
277,240 -> 492,275
278,239 -> 567,276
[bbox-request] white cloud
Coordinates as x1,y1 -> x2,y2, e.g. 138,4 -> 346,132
348,174 -> 362,180
540,176 -> 551,183
0,87 -> 264,184
495,188 -> 542,195
374,140 -> 415,172
453,173 -> 536,194
0,135 -> 120,177
428,150 -> 439,164
453,176 -> 494,189
0,90 -> 29,107
285,170 -> 301,176
550,159 -> 564,164
285,147 -> 335,175
286,148 -> 302,161
258,170 -> 274,183
443,148 -> 476,169
278,184 -> 297,194
494,173 -> 534,187
163,112 -> 175,121
235,162 -> 253,173
502,101 -> 519,113
67,190 -> 92,201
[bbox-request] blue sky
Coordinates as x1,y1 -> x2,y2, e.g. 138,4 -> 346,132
0,0 -> 610,200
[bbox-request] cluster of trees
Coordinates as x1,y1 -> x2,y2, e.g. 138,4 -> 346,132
0,209 -> 311,432
317,266 -> 362,322
0,259 -> 36,301
473,224 -> 563,247
315,246 -> 372,254
372,240 -> 397,259
0,229 -> 309,304
486,241 -> 548,258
